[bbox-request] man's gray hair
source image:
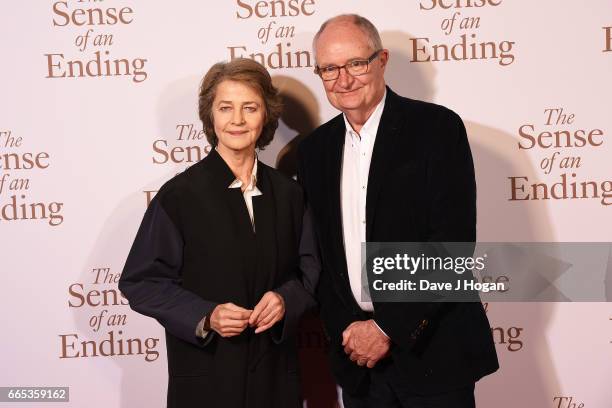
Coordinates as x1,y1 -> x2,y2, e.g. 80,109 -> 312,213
312,14 -> 383,56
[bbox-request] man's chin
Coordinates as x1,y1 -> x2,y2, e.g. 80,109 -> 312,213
336,98 -> 364,112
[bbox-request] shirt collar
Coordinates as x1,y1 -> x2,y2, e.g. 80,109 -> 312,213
227,154 -> 260,195
343,89 -> 387,140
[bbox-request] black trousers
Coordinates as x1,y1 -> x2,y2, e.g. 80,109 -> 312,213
341,362 -> 475,408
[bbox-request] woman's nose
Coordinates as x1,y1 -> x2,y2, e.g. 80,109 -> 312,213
232,108 -> 245,125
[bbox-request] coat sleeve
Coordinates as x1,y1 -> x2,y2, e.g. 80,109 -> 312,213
296,140 -> 357,346
118,193 -> 217,347
373,107 -> 477,349
272,204 -> 319,344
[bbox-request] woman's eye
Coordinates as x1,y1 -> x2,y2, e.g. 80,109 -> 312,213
244,106 -> 257,112
219,106 -> 231,112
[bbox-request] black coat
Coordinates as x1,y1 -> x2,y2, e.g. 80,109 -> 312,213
297,87 -> 499,395
119,150 -> 317,408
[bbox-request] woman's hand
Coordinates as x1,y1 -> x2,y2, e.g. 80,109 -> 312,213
249,291 -> 285,334
209,303 -> 252,337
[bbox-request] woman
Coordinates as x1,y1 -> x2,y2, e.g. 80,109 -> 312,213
119,58 -> 319,408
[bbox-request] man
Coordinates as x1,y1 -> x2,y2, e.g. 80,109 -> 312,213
297,15 -> 498,407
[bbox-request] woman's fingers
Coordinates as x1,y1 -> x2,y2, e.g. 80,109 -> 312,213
253,307 -> 283,333
210,303 -> 252,335
248,297 -> 269,326
210,298 -> 285,336
250,292 -> 285,327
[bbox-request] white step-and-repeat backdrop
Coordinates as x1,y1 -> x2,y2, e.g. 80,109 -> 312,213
1,1 -> 611,407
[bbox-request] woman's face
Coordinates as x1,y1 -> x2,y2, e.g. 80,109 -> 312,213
212,80 -> 265,155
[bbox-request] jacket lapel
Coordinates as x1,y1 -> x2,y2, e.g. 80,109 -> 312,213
252,164 -> 278,290
326,117 -> 353,286
366,88 -> 404,241
206,149 -> 256,238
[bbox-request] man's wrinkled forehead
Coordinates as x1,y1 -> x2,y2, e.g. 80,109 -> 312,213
314,22 -> 372,64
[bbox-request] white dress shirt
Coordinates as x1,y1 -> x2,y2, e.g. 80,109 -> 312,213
228,156 -> 262,231
341,90 -> 386,312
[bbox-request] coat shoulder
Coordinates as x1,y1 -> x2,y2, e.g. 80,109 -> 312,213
391,91 -> 462,125
388,91 -> 466,150
298,112 -> 343,157
155,166 -> 190,198
153,156 -> 213,208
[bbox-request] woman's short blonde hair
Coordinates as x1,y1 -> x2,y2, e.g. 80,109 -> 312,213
198,58 -> 282,150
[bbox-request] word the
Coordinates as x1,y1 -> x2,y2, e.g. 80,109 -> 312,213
553,397 -> 585,408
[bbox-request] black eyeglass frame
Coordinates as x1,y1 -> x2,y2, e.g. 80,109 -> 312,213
314,49 -> 383,81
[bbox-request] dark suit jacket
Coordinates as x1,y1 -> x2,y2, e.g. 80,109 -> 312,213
119,150 -> 318,408
297,87 -> 499,395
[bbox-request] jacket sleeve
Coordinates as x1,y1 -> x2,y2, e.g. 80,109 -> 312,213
426,108 -> 476,243
296,141 -> 356,346
118,193 -> 217,347
272,204 -> 319,343
374,107 -> 477,349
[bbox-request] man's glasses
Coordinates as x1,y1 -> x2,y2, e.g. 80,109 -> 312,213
314,49 -> 382,81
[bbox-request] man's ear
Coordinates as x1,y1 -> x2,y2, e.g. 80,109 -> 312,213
379,49 -> 390,69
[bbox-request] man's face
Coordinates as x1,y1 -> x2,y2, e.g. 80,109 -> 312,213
314,22 -> 388,116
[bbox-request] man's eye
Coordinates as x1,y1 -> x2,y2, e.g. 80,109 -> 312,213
322,66 -> 338,73
350,60 -> 367,67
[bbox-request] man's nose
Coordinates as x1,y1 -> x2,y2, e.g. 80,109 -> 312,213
336,66 -> 354,89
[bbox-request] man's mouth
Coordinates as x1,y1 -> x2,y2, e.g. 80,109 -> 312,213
338,88 -> 361,94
